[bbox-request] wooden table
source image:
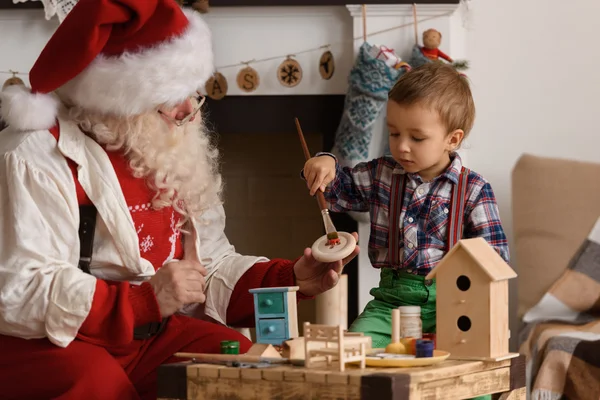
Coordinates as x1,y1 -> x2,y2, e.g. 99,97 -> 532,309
157,355 -> 526,400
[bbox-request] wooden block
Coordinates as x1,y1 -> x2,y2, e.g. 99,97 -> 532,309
219,367 -> 241,379
304,369 -> 330,384
262,366 -> 288,381
282,337 -> 305,360
408,359 -> 511,383
240,368 -> 264,380
246,343 -> 283,358
283,369 -> 306,382
188,364 -> 224,378
337,368 -> 368,386
417,367 -> 511,400
326,371 -> 349,385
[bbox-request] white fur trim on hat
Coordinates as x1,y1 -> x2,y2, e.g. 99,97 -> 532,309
56,9 -> 214,116
0,84 -> 60,131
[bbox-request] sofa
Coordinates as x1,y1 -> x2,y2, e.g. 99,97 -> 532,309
512,153 -> 600,399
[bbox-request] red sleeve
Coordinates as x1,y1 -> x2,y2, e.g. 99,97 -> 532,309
226,258 -> 314,328
438,49 -> 453,62
76,280 -> 162,347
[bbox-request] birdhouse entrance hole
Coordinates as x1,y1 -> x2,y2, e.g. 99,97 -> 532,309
457,316 -> 471,332
456,275 -> 471,291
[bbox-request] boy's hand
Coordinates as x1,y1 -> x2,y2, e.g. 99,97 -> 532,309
303,156 -> 336,196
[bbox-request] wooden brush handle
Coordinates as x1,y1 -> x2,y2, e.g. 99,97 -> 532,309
295,118 -> 328,211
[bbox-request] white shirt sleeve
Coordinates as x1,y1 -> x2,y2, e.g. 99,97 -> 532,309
0,150 -> 96,348
183,205 -> 268,325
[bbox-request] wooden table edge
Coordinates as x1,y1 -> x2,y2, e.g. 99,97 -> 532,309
157,354 -> 527,400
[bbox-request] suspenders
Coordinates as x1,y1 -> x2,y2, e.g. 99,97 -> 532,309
77,204 -> 168,340
78,205 -> 98,274
388,167 -> 469,269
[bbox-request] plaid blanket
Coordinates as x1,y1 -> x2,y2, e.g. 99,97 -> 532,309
519,217 -> 600,400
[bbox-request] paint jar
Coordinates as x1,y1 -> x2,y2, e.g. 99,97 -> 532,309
415,339 -> 434,358
399,306 -> 422,339
423,333 -> 436,349
220,340 -> 240,354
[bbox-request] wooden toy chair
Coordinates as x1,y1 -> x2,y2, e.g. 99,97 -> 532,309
303,322 -> 370,372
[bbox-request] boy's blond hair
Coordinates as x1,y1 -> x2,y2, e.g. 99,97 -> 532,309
389,63 -> 475,138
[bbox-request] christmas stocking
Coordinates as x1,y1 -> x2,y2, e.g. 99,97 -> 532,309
408,44 -> 431,69
331,42 -> 408,167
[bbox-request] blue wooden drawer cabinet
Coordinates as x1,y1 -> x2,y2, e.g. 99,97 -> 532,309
249,286 -> 299,345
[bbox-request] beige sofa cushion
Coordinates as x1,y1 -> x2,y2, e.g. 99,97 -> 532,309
512,154 -> 600,318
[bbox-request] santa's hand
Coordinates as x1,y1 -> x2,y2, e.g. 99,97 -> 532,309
293,232 -> 359,297
149,260 -> 208,318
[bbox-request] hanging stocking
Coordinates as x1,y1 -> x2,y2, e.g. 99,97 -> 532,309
331,42 -> 408,167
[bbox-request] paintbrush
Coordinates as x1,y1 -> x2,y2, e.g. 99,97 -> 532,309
174,352 -> 289,365
294,117 -> 340,246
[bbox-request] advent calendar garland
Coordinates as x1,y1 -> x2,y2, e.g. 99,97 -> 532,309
278,57 -> 303,88
199,6 -> 457,100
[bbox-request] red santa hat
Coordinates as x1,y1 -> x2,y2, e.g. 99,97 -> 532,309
0,0 -> 214,131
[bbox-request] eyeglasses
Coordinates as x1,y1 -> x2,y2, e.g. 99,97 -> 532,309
158,91 -> 206,127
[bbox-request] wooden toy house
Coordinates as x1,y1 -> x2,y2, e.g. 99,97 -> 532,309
249,286 -> 299,345
425,238 -> 517,361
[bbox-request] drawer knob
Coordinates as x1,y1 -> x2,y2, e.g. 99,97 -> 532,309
267,325 -> 276,333
263,299 -> 273,306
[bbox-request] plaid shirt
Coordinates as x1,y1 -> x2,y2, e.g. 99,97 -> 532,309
322,153 -> 509,276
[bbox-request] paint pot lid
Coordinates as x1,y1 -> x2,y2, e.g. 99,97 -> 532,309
416,339 -> 434,349
398,306 -> 421,315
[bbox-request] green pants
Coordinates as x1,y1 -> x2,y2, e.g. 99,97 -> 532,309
349,268 -> 491,400
349,269 -> 436,348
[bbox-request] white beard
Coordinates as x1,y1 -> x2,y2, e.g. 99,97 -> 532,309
65,107 -> 223,227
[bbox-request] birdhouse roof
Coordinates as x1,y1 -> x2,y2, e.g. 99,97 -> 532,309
425,237 -> 517,282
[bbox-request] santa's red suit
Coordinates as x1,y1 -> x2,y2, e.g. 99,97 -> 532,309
0,1 -> 314,399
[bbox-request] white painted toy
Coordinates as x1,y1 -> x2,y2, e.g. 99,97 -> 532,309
311,232 -> 357,263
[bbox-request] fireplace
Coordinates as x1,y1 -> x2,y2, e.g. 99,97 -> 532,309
203,94 -> 359,325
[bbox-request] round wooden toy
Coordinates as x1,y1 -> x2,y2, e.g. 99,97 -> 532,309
311,232 -> 356,263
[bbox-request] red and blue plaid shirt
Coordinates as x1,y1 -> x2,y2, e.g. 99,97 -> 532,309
322,153 -> 509,276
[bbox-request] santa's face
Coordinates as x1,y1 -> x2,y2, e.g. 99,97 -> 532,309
157,94 -> 205,129
70,94 -> 222,224
423,30 -> 441,49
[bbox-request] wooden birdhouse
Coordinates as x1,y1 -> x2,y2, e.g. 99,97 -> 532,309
425,238 -> 517,361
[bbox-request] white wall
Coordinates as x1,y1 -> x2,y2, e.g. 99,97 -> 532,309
465,0 -> 600,349
0,10 -> 56,85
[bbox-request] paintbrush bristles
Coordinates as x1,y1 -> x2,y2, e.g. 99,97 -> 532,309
321,209 -> 340,242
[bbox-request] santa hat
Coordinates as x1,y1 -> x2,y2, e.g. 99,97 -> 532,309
0,0 -> 214,131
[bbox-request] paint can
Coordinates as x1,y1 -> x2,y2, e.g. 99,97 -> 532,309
220,340 -> 240,354
415,339 -> 434,358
